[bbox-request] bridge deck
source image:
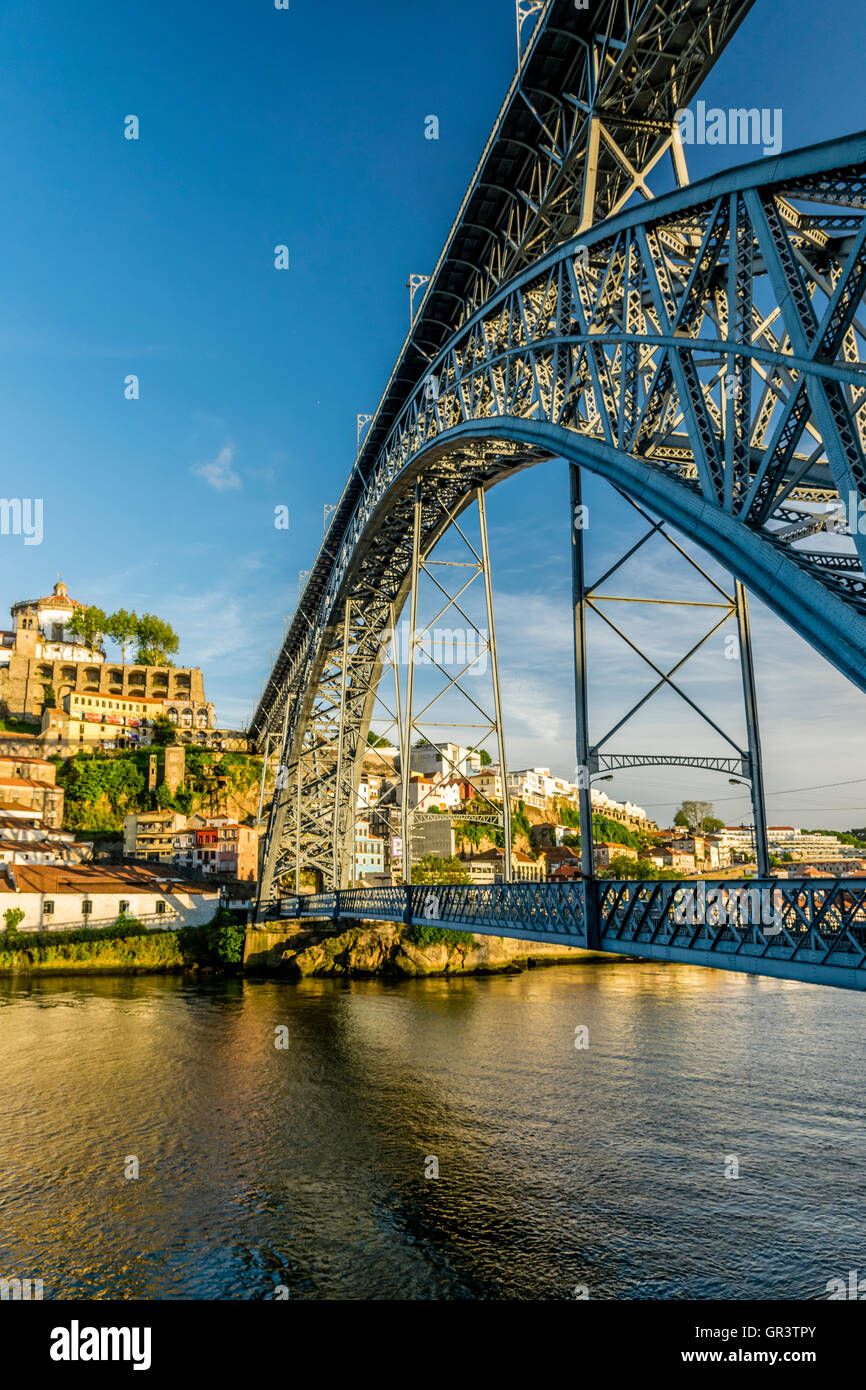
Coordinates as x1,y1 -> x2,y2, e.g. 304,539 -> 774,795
267,880 -> 866,993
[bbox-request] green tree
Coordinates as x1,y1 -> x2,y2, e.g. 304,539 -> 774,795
69,605 -> 108,655
3,907 -> 25,933
106,608 -> 139,664
151,715 -> 177,747
135,613 -> 179,666
674,801 -> 722,835
453,820 -> 484,850
411,854 -> 471,885
215,918 -> 246,965
41,681 -> 57,712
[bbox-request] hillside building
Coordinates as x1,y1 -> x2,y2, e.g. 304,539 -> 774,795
0,580 -> 214,729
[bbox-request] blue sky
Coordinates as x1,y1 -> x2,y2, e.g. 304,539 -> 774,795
0,0 -> 864,829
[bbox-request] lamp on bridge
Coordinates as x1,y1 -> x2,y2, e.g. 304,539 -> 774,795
356,414 -> 372,453
515,0 -> 544,67
406,274 -> 430,325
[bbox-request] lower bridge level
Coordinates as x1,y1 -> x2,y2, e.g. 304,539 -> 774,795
262,879 -> 866,993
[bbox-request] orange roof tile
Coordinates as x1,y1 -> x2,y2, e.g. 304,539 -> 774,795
0,863 -> 217,895
0,777 -> 57,790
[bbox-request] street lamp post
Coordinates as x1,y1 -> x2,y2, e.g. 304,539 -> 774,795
406,274 -> 430,325
727,776 -> 764,872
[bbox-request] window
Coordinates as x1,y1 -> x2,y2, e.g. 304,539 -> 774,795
44,900 -> 54,915
119,900 -> 130,914
156,901 -> 167,915
82,900 -> 93,916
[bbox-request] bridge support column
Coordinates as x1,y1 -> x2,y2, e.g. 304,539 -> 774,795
256,690 -> 293,915
332,599 -> 352,888
294,757 -> 302,893
569,464 -> 600,949
734,580 -> 771,878
401,482 -> 423,883
255,730 -> 271,826
478,486 -> 512,885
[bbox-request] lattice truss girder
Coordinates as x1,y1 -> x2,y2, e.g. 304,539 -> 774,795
375,155 -> 866,612
251,0 -> 759,757
258,446 -> 530,897
599,878 -> 866,962
441,0 -> 755,332
257,144 -> 866,904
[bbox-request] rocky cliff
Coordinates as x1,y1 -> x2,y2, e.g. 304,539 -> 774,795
244,920 -> 612,977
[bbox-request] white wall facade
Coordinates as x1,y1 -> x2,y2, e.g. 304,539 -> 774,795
5,887 -> 220,931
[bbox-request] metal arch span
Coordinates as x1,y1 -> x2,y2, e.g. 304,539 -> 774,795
255,136 -> 866,901
320,136 -> 866,682
253,0 -> 759,749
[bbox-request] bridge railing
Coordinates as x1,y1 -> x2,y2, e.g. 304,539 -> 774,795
598,878 -> 866,965
267,877 -> 866,966
405,880 -> 588,936
270,880 -> 590,936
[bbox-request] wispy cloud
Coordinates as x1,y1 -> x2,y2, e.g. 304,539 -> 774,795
193,444 -> 241,492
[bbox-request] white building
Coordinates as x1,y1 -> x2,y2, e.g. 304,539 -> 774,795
5,580 -> 102,668
410,742 -> 482,780
476,766 -> 551,810
474,767 -> 505,802
507,768 -> 551,809
590,787 -> 649,825
0,822 -> 91,866
767,827 -> 859,860
0,863 -> 219,931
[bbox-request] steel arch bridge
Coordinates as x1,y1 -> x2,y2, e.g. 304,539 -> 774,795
250,0 -> 866,988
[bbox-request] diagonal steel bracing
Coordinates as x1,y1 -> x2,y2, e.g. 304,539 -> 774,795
253,0 -> 866,914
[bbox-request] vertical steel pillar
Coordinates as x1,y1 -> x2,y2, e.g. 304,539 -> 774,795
256,695 -> 292,911
294,756 -> 302,893
671,121 -> 689,188
734,580 -> 771,877
569,464 -> 600,947
332,599 -> 352,888
579,116 -> 601,234
401,482 -> 423,884
389,600 -> 405,888
390,600 -> 405,771
256,731 -> 271,825
477,486 -> 512,884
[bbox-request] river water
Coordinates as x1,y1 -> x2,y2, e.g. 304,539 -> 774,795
1,960 -> 863,1300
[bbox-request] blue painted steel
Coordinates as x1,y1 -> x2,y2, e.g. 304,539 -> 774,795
253,130 -> 866,908
436,417 -> 866,695
268,878 -> 866,993
251,132 -> 866,747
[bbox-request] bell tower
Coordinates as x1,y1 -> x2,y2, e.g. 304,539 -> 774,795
14,604 -> 40,657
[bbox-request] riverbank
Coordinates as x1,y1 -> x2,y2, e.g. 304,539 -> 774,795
0,918 -> 611,977
0,914 -> 246,976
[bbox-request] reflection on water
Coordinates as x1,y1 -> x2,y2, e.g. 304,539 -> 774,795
0,962 -> 864,1300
